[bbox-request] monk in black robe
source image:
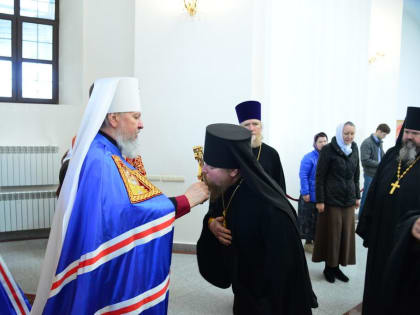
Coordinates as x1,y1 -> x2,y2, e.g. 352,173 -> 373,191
356,106 -> 420,315
197,123 -> 314,315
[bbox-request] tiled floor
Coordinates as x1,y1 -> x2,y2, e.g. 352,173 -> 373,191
0,236 -> 367,314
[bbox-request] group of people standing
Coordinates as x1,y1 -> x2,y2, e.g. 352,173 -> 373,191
357,108 -> 420,314
29,75 -> 420,315
297,108 -> 420,314
201,101 -> 420,314
297,122 -> 390,283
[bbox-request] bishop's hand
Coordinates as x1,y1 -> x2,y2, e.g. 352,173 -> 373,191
185,182 -> 209,208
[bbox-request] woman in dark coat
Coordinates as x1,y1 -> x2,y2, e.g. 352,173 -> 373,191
298,132 -> 328,252
312,122 -> 360,283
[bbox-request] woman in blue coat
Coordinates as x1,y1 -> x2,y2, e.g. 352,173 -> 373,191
298,132 -> 328,252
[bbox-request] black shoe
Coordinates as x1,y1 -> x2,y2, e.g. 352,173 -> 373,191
333,267 -> 349,282
323,268 -> 335,283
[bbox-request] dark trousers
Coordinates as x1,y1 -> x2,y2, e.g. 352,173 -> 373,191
359,174 -> 373,218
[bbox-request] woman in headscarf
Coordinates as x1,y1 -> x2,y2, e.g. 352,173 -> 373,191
298,132 -> 328,253
313,122 -> 360,283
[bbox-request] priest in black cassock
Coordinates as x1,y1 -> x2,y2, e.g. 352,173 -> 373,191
356,106 -> 420,315
196,123 -> 315,315
235,100 -> 287,192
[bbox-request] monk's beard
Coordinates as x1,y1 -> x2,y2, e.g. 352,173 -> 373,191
205,177 -> 231,202
207,183 -> 224,202
251,134 -> 263,148
115,130 -> 142,158
399,140 -> 418,165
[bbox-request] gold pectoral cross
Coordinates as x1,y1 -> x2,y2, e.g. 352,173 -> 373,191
389,180 -> 400,195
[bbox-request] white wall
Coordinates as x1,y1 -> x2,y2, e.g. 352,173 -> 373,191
83,0 -> 135,100
365,0 -> 403,137
59,0 -> 83,108
134,0 -> 255,244
398,0 -> 420,118
266,0 -> 373,203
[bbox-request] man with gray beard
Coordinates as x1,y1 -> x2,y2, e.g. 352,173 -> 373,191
235,100 -> 286,192
357,106 -> 420,315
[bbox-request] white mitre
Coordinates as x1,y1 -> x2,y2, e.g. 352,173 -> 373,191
108,77 -> 142,113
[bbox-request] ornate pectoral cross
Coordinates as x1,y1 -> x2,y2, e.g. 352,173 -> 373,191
389,180 -> 400,195
193,146 -> 204,181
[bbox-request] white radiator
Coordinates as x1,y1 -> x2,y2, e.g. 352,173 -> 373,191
0,191 -> 56,232
0,146 -> 59,186
0,146 -> 60,232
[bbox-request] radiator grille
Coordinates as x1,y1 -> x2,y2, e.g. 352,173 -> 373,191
0,191 -> 56,232
0,146 -> 60,232
0,146 -> 59,186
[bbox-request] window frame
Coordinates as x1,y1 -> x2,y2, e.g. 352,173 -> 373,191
0,0 -> 59,104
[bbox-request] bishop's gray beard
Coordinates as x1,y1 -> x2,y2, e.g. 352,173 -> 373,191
399,140 -> 418,165
115,131 -> 142,159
